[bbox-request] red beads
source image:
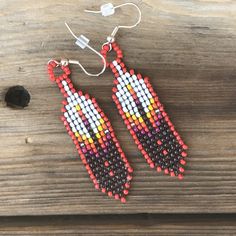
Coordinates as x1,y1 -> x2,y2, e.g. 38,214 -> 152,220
121,197 -> 126,203
48,61 -> 71,82
101,43 -> 124,68
47,61 -> 132,203
157,140 -> 162,145
109,42 -> 188,180
181,152 -> 188,158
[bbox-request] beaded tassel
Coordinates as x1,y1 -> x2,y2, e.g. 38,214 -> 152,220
47,61 -> 133,202
101,43 -> 188,179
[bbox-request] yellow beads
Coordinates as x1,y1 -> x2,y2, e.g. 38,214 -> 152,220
127,84 -> 132,90
132,115 -> 137,120
82,135 -> 86,141
126,112 -> 131,118
98,125 -> 103,131
75,105 -> 81,111
146,112 -> 151,119
148,105 -> 153,111
75,132 -> 79,137
139,117 -> 144,123
100,118 -> 105,124
96,133 -> 101,139
88,138 -> 93,144
150,98 -> 154,104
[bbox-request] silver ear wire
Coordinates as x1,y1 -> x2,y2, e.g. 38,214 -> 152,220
84,2 -> 142,42
64,22 -> 106,77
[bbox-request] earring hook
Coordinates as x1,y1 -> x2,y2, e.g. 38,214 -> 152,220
84,2 -> 141,43
64,22 -> 106,77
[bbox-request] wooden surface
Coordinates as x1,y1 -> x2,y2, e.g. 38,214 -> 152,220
0,0 -> 236,234
0,214 -> 235,235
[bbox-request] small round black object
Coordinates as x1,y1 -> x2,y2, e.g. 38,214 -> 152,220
5,86 -> 30,108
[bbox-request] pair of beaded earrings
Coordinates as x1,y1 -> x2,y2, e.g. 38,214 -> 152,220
47,3 -> 188,203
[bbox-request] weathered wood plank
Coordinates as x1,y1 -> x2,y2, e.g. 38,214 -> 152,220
0,0 -> 235,215
0,214 -> 235,235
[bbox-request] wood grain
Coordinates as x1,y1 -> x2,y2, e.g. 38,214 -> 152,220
0,214 -> 235,235
0,0 -> 235,216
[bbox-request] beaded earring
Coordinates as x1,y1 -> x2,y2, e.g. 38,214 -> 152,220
47,47 -> 133,202
76,2 -> 188,179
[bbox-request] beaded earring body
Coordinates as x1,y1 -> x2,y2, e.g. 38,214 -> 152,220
47,61 -> 133,202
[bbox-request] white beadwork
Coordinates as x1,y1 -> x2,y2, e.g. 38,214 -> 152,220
121,75 -> 126,80
125,72 -> 130,78
62,81 -> 67,86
